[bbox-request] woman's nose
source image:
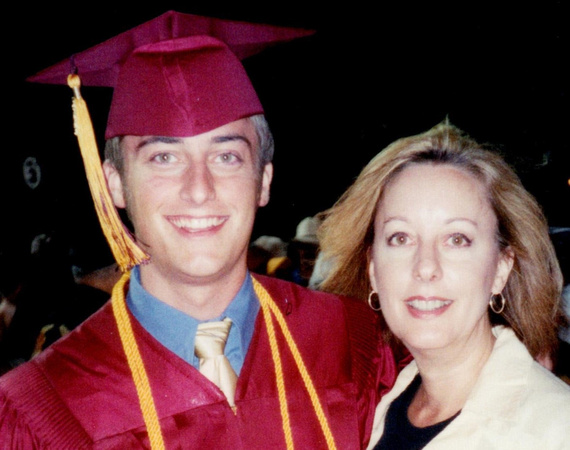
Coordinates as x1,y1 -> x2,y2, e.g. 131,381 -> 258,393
413,241 -> 442,282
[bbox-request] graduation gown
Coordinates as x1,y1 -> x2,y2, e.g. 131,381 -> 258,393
0,274 -> 398,449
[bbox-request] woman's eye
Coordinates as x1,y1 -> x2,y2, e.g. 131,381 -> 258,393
447,233 -> 472,247
387,232 -> 409,246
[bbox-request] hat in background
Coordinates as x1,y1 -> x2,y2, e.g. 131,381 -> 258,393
292,216 -> 320,245
251,235 -> 288,258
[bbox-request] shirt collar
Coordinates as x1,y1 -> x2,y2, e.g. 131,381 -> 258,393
126,266 -> 259,372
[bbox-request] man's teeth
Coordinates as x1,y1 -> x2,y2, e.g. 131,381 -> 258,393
171,217 -> 225,230
406,299 -> 451,311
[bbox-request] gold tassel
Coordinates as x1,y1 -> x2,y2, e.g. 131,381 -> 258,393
67,74 -> 149,272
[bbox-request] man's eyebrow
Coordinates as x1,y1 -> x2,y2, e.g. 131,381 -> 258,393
136,136 -> 183,150
211,134 -> 253,149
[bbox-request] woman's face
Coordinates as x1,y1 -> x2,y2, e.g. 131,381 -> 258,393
368,163 -> 513,355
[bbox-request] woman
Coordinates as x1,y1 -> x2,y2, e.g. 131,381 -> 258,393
319,122 -> 570,449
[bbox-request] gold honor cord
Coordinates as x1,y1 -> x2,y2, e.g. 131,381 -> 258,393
112,273 -> 336,450
111,273 -> 166,450
252,278 -> 337,450
257,285 -> 293,448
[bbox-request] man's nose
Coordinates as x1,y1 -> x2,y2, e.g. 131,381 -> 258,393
180,162 -> 215,204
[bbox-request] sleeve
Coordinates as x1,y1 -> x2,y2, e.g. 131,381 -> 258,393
341,296 -> 399,448
0,392 -> 42,449
0,361 -> 91,448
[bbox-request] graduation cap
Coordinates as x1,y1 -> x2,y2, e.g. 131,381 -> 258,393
27,11 -> 314,272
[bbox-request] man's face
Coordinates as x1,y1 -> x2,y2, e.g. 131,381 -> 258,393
105,118 -> 272,288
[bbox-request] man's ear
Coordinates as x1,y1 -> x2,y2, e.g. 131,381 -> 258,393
258,163 -> 273,207
103,161 -> 127,208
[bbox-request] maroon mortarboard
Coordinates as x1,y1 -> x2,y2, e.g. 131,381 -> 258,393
28,10 -> 314,138
27,11 -> 313,272
107,35 -> 263,139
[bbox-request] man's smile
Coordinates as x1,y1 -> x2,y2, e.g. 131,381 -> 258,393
167,215 -> 228,232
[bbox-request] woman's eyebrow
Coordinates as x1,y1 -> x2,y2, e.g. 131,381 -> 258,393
445,217 -> 478,227
382,216 -> 408,225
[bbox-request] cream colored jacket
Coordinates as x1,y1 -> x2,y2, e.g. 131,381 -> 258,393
367,326 -> 570,449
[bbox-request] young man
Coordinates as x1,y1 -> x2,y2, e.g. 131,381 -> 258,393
0,12 -> 397,448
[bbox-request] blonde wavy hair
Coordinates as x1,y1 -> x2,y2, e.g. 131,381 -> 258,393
319,121 -> 565,358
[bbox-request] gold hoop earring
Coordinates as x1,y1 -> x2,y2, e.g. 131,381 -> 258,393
368,291 -> 381,311
489,293 -> 506,314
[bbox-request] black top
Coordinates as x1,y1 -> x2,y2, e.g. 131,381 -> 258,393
372,375 -> 460,450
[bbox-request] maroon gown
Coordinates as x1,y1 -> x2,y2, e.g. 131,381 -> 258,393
0,274 -> 398,448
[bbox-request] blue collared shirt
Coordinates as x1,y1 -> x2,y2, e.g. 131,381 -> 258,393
126,266 -> 260,375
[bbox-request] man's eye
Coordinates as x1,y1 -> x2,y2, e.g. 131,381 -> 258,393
447,233 -> 472,247
151,153 -> 175,164
387,232 -> 409,246
216,152 -> 242,164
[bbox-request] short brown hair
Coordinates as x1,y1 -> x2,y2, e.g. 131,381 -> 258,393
104,114 -> 274,181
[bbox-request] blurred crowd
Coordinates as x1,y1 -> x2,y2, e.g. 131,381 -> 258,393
0,232 -> 119,374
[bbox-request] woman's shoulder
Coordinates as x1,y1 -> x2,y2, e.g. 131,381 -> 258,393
527,359 -> 570,401
512,364 -> 570,446
492,326 -> 570,405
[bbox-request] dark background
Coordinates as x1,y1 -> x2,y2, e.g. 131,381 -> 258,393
2,2 -> 568,272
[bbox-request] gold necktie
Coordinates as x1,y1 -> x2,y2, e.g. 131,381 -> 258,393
194,318 -> 238,407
